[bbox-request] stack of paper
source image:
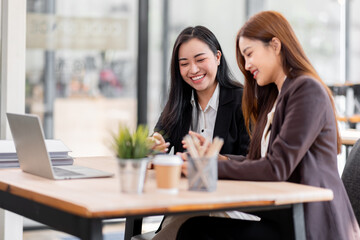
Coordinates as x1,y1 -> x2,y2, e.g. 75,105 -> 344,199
0,139 -> 73,168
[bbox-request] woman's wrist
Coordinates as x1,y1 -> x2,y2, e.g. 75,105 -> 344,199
218,154 -> 229,161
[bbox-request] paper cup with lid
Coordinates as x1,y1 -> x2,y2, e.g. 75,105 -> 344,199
153,155 -> 183,194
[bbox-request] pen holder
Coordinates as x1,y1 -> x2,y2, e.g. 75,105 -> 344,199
187,155 -> 217,192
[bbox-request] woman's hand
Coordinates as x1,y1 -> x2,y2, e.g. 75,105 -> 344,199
218,154 -> 228,161
177,152 -> 188,176
188,131 -> 206,144
149,132 -> 170,153
183,131 -> 213,157
182,131 -> 206,149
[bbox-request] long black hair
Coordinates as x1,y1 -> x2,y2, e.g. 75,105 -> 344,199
158,25 -> 242,144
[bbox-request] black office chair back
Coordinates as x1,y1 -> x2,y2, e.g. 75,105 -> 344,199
342,138 -> 360,225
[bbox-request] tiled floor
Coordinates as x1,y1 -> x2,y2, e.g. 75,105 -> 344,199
23,217 -> 162,240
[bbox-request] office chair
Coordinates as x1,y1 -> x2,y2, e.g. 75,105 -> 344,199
342,138 -> 360,225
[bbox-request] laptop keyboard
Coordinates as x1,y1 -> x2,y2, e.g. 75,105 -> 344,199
53,167 -> 84,177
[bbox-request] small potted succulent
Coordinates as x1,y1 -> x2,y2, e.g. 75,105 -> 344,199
113,124 -> 153,194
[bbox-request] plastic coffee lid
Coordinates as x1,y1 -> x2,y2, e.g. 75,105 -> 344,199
153,154 -> 183,166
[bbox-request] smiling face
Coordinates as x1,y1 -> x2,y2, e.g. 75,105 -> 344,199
239,36 -> 285,90
178,38 -> 221,95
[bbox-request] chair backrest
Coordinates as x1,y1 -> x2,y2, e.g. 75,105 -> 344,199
342,138 -> 360,225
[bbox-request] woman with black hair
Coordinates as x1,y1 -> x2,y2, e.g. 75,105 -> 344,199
153,25 -> 249,157
151,25 -> 250,240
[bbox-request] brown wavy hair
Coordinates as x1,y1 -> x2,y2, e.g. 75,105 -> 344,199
235,11 -> 341,159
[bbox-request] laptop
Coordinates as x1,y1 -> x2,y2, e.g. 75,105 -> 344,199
7,112 -> 113,180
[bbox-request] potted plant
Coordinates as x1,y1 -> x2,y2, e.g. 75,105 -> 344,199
113,124 -> 153,194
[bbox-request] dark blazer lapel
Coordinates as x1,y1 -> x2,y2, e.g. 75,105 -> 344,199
213,87 -> 234,140
268,78 -> 290,147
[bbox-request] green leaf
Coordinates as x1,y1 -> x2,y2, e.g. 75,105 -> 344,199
112,124 -> 152,159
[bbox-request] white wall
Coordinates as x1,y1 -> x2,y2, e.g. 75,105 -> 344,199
0,0 -> 26,239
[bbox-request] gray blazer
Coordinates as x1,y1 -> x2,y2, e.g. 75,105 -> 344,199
219,76 -> 360,240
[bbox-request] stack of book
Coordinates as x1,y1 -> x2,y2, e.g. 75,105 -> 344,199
0,139 -> 73,168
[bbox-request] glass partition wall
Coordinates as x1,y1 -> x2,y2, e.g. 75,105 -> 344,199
349,0 -> 360,83
26,0 -> 137,156
150,0 -> 344,126
24,0 -> 358,158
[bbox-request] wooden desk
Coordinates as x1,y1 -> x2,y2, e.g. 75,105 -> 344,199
0,157 -> 333,240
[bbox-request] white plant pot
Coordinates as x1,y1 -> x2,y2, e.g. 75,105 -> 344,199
117,158 -> 148,194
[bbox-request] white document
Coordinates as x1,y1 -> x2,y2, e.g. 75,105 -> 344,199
0,139 -> 73,167
0,139 -> 71,157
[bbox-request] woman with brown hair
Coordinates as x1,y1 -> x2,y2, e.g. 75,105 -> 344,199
176,11 -> 360,240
